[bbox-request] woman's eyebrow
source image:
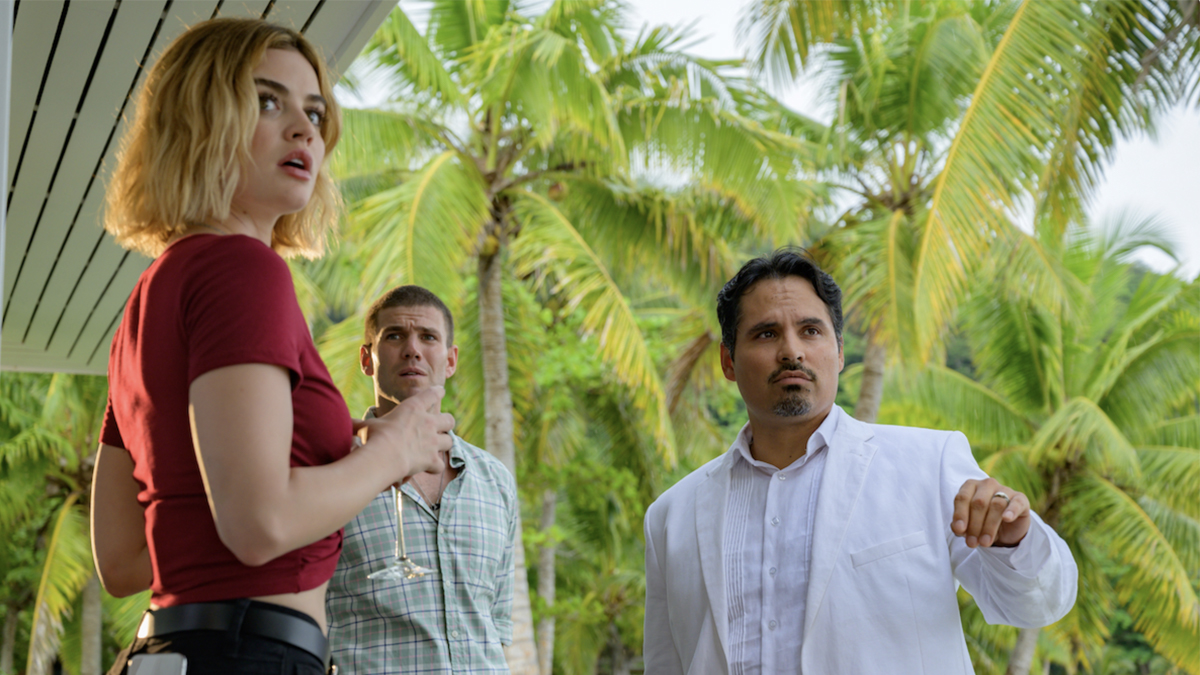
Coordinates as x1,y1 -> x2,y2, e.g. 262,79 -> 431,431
254,77 -> 327,107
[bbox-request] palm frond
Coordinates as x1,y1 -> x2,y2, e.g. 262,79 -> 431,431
907,365 -> 1033,448
738,0 -> 891,86
1100,330 -> 1200,437
618,99 -> 814,238
0,461 -> 52,529
835,210 -> 918,356
366,6 -> 464,105
469,25 -> 627,161
349,151 -> 488,304
961,292 -> 1062,415
1027,398 -> 1139,484
314,315 -> 375,417
1065,475 -> 1200,673
103,589 -> 152,649
1137,446 -> 1200,521
0,427 -> 74,469
510,191 -> 675,461
1138,495 -> 1200,580
914,0 -> 1092,360
26,494 -> 93,675
1135,415 -> 1200,449
426,0 -> 509,58
331,108 -> 453,182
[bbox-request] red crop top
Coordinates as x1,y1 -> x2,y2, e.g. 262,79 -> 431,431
100,234 -> 353,606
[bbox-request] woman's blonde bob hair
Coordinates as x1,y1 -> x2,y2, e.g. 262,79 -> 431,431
105,17 -> 342,259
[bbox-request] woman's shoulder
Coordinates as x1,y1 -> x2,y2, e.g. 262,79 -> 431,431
164,234 -> 290,284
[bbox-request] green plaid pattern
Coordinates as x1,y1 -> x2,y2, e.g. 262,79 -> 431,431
326,428 -> 517,674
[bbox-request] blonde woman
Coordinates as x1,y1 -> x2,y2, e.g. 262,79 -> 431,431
90,18 -> 452,674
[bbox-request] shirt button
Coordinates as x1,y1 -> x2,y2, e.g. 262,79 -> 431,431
778,474 -> 787,480
769,567 -> 777,576
768,620 -> 777,630
771,517 -> 780,526
451,630 -> 460,638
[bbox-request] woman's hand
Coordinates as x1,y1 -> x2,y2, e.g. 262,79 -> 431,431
353,387 -> 454,482
189,364 -> 450,567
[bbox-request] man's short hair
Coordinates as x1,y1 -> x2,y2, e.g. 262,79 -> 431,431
364,285 -> 455,346
716,248 -> 843,358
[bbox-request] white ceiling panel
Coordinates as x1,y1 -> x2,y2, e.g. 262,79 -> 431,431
3,0 -> 396,374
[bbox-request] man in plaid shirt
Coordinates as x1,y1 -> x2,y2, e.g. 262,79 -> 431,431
327,285 -> 517,674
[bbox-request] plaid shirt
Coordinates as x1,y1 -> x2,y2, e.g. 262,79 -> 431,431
326,422 -> 517,674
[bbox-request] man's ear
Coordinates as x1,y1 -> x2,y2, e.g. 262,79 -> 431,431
720,342 -> 737,382
360,345 -> 375,377
837,336 -> 845,372
445,345 -> 459,379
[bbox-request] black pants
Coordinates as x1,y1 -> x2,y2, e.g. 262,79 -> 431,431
108,600 -> 326,675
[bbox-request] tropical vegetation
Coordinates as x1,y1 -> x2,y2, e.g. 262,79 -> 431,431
1,0 -> 1197,674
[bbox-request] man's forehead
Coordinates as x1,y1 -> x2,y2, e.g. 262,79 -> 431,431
739,276 -> 829,325
375,305 -> 446,331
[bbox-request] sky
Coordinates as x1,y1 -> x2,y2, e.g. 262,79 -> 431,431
623,0 -> 1200,280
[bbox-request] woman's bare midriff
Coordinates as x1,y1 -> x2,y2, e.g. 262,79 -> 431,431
149,582 -> 330,633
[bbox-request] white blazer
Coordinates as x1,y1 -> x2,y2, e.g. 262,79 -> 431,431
643,407 -> 1077,674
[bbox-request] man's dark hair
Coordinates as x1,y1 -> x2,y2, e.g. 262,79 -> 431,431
716,248 -> 843,358
364,285 -> 455,347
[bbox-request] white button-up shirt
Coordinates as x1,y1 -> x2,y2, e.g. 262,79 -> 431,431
724,408 -> 840,675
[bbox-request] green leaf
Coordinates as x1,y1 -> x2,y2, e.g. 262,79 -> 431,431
26,495 -> 93,675
510,191 -> 676,462
350,151 -> 489,304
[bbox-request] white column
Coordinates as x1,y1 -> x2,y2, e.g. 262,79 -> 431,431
0,0 -> 11,360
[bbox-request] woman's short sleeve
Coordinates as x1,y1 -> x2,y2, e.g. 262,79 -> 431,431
181,238 -> 306,386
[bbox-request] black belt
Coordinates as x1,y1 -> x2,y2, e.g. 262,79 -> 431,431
137,602 -> 330,670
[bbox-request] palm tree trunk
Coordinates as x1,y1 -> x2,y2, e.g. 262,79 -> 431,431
1,604 -> 17,674
853,330 -> 886,423
1005,626 -> 1040,675
80,575 -> 102,675
608,622 -> 631,675
535,488 -> 557,675
478,250 -> 541,675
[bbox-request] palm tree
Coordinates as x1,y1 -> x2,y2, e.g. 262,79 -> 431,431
0,373 -> 148,675
313,2 -> 814,670
897,217 -> 1199,674
740,0 -> 1200,421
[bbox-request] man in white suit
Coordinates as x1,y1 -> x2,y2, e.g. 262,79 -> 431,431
643,249 -> 1077,674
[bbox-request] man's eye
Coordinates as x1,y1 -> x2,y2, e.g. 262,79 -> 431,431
758,331 -> 775,339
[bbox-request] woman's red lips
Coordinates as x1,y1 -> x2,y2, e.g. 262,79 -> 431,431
279,150 -> 313,179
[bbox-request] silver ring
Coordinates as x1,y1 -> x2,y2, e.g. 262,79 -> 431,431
992,491 -> 1011,504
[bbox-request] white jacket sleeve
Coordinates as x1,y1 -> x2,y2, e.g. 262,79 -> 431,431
644,506 -> 685,675
941,432 -> 1078,627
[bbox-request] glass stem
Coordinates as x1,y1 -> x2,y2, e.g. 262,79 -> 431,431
393,485 -> 405,559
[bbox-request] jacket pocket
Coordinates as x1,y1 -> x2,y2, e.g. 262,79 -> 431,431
851,531 -> 928,568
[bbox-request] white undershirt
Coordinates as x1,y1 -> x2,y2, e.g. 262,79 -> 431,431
724,408 -> 840,675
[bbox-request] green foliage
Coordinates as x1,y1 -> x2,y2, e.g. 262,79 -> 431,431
888,221 -> 1200,673
0,373 -> 147,675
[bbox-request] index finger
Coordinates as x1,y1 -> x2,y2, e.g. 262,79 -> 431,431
952,481 -> 979,534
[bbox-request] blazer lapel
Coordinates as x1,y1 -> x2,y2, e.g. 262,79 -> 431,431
695,450 -> 734,666
803,411 -> 877,637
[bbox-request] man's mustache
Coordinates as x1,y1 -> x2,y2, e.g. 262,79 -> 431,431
769,363 -> 817,384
